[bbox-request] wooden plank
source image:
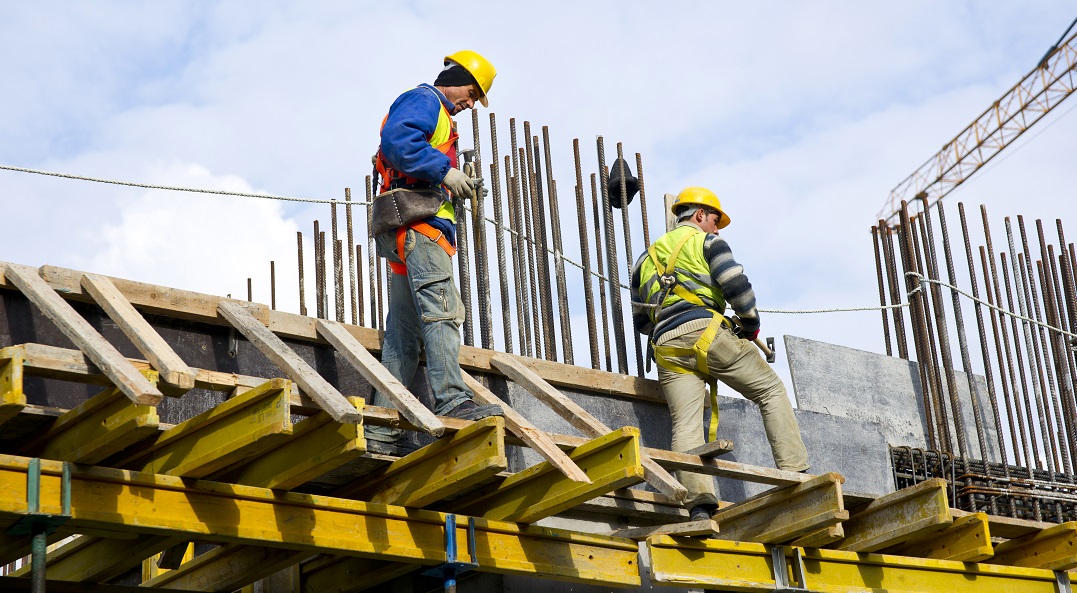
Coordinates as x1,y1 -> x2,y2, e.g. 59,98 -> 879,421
215,397 -> 366,490
115,378 -> 293,478
885,512 -> 994,562
684,439 -> 735,458
612,519 -> 720,540
491,353 -> 687,502
0,346 -> 26,427
338,416 -> 507,507
22,379 -> 160,464
791,523 -> 845,548
217,300 -> 360,423
0,575 -> 202,593
711,472 -> 848,544
2,263 -> 162,405
950,508 -> 1057,540
81,273 -> 197,392
317,319 -> 444,436
141,544 -> 308,592
834,478 -> 952,553
452,427 -> 646,523
301,555 -> 417,593
461,370 -> 590,484
11,534 -> 182,583
991,521 -> 1077,571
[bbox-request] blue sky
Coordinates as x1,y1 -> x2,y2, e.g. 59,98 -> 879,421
2,1 -> 1075,389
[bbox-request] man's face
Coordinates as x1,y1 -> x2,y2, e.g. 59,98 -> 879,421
442,84 -> 481,115
697,208 -> 722,233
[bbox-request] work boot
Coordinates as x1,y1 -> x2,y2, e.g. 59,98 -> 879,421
688,504 -> 716,522
444,399 -> 503,421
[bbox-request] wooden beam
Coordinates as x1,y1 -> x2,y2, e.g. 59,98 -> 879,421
461,370 -> 590,484
81,273 -> 197,392
2,263 -> 162,406
215,397 -> 365,490
684,439 -> 734,458
885,512 -> 994,562
11,533 -> 183,583
0,455 -> 642,587
141,544 -> 309,592
612,519 -> 720,540
452,427 -> 646,523
217,301 -> 360,424
22,379 -> 160,464
338,416 -> 507,507
791,524 -> 845,548
711,472 -> 848,544
991,521 -> 1077,571
571,488 -> 688,522
491,353 -> 687,502
0,575 -> 201,593
300,555 -> 417,593
114,378 -> 293,478
316,319 -> 444,436
950,508 -> 1057,540
0,346 -> 26,427
834,478 -> 952,553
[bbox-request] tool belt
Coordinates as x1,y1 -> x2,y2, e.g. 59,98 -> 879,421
389,222 -> 457,276
370,186 -> 446,238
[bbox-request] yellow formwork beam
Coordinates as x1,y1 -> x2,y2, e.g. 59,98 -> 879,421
991,521 -> 1077,571
835,477 -> 951,552
216,396 -> 365,490
886,512 -> 994,563
647,535 -> 1065,593
141,543 -> 306,591
712,472 -> 847,544
116,378 -> 293,478
0,346 -> 26,427
0,454 -> 641,587
453,427 -> 646,523
24,372 -> 160,465
342,416 -> 507,507
12,533 -> 182,582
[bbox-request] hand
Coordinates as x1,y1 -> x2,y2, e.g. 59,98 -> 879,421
442,167 -> 476,200
745,328 -> 760,342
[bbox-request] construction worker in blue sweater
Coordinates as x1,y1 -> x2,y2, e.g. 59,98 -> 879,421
631,187 -> 810,522
367,51 -> 502,449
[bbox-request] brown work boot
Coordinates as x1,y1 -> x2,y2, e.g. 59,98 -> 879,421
688,504 -> 716,522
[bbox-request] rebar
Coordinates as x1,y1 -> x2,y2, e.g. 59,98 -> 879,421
314,220 -> 324,319
356,244 -> 365,326
616,143 -> 644,376
270,261 -> 276,311
488,114 -> 513,353
872,226 -> 894,356
591,173 -> 613,373
1036,221 -> 1074,474
574,139 -> 600,369
507,160 -> 530,356
597,136 -> 628,374
297,231 -> 307,317
247,277 -> 252,302
543,127 -> 573,365
472,109 -> 493,351
526,125 -> 556,360
518,145 -> 542,359
912,213 -> 951,453
636,153 -> 651,248
898,214 -> 938,450
456,164 -> 474,347
332,199 -> 344,322
1001,252 -> 1043,470
366,176 -> 380,330
1042,249 -> 1077,471
346,188 -> 357,325
510,119 -> 536,356
980,246 -> 1025,468
320,231 -> 329,318
880,221 -> 909,359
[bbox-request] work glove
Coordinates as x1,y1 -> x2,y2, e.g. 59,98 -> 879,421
461,163 -> 490,199
443,167 -> 478,200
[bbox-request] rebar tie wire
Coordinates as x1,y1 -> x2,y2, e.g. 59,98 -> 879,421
6,163 -> 1077,346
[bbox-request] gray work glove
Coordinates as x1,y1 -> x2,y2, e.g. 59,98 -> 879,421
443,167 -> 477,200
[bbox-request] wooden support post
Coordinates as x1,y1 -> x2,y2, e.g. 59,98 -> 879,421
0,346 -> 26,427
990,521 -> 1077,571
2,263 -> 162,406
338,416 -> 507,507
461,370 -> 590,484
81,273 -> 197,393
215,396 -> 365,490
316,319 -> 444,436
114,378 -> 293,478
452,427 -> 646,523
491,353 -> 687,502
21,376 -> 160,464
218,301 -> 361,424
711,472 -> 848,544
884,512 -> 994,563
834,478 -> 952,553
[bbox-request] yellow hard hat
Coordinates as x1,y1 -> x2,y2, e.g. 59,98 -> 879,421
445,50 -> 496,107
671,187 -> 730,229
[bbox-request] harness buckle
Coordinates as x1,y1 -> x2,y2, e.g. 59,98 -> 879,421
659,273 -> 677,288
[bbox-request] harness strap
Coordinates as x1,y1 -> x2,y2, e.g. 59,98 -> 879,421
653,314 -> 727,443
390,222 -> 457,275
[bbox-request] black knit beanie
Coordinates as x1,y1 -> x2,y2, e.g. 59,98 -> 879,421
434,62 -> 478,88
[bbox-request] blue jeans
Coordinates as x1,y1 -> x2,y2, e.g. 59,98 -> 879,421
369,227 -> 472,441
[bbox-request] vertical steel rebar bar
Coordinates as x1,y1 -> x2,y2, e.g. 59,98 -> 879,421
573,139 -> 600,369
314,220 -> 324,319
616,143 -> 644,376
356,244 -> 365,327
881,222 -> 910,360
636,153 -> 651,248
1042,249 -> 1077,471
597,136 -> 628,374
507,160 -> 531,356
913,214 -> 952,453
270,261 -> 276,311
1001,253 -> 1043,470
332,202 -> 344,322
320,231 -> 329,318
891,221 -> 933,445
526,127 -> 556,361
1036,221 -> 1074,474
366,177 -> 380,330
297,231 -> 307,317
510,119 -> 537,356
518,145 -> 542,359
591,172 -> 613,373
346,188 -> 357,325
980,245 -> 1026,468
247,278 -> 252,302
489,114 -> 513,353
543,127 -> 573,364
456,163 -> 474,348
872,226 -> 894,357
471,109 -> 493,351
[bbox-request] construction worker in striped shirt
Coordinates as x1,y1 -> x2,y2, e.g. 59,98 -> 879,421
367,51 -> 502,449
631,187 -> 810,522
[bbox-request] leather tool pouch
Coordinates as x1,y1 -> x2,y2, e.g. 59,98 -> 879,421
370,188 -> 445,237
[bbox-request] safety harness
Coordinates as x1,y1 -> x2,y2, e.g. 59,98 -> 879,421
646,228 -> 731,443
388,222 -> 457,276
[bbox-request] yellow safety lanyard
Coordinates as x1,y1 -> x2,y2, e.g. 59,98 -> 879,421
646,229 -> 729,443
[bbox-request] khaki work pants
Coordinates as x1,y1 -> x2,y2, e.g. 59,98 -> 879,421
657,325 -> 809,509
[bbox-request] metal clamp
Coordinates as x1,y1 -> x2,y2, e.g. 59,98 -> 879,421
6,458 -> 71,537
423,514 -> 479,593
1058,570 -> 1073,593
768,545 -> 809,592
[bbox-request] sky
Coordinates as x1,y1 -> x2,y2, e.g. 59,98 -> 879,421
2,1 -> 1075,394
